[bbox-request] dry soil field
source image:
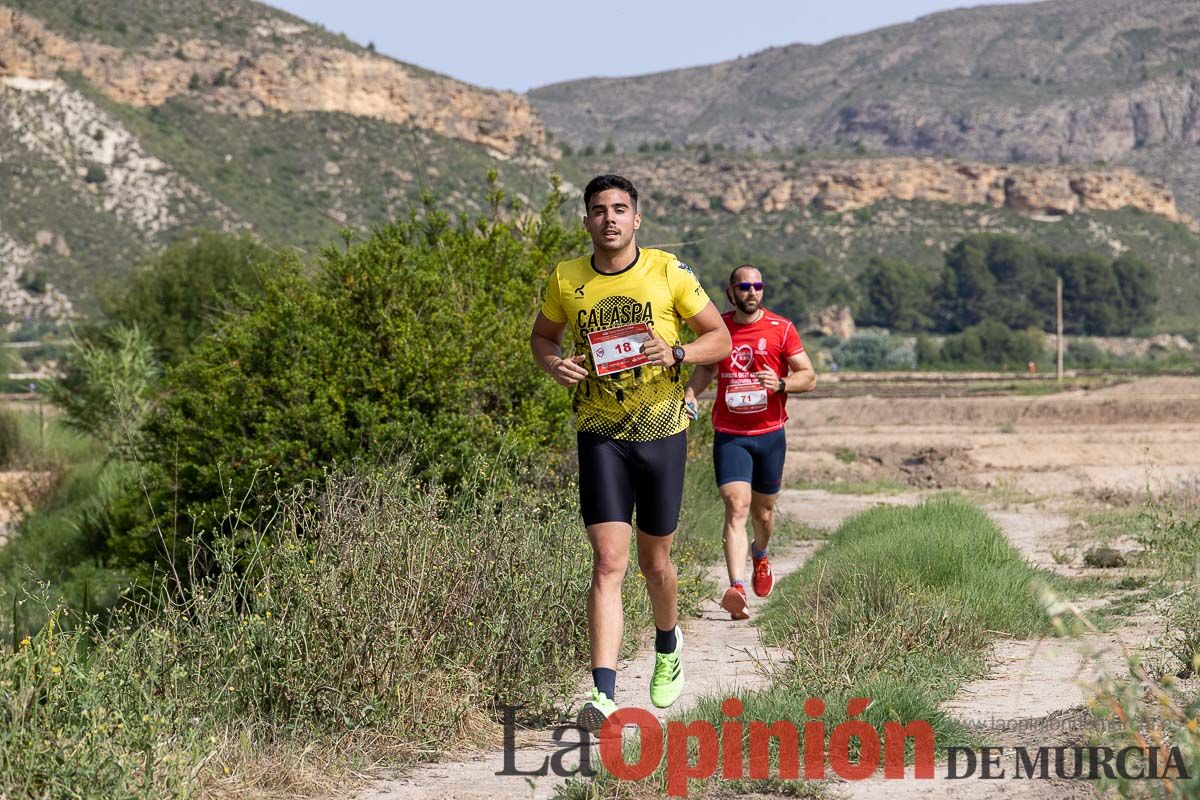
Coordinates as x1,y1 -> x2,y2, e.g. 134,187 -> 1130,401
350,375 -> 1200,800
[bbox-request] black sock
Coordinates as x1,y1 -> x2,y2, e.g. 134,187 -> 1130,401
592,667 -> 616,700
655,625 -> 677,654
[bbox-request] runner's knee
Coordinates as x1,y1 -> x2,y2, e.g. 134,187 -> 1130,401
637,557 -> 673,586
724,493 -> 751,520
751,503 -> 775,526
593,549 -> 628,586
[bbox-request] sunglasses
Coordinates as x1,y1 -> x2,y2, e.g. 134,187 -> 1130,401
734,281 -> 764,291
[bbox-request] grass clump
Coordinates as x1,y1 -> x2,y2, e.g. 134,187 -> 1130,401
0,460 -> 594,797
756,498 -> 1054,738
1063,496 -> 1200,798
1133,502 -> 1200,578
1047,576 -> 1200,799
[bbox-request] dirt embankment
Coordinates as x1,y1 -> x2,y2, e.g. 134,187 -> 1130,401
787,377 -> 1200,497
801,377 -> 1200,428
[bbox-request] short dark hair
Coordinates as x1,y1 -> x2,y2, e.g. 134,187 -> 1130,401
729,264 -> 758,285
583,174 -> 638,210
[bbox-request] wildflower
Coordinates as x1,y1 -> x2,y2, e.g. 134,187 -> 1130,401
50,665 -> 61,675
19,636 -> 30,648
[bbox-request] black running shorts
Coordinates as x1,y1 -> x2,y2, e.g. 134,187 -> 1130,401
577,430 -> 687,536
713,428 -> 787,495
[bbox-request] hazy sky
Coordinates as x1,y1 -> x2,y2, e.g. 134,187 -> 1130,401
267,0 -> 1041,93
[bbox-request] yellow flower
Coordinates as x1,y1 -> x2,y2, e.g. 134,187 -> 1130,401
18,636 -> 30,648
50,665 -> 61,675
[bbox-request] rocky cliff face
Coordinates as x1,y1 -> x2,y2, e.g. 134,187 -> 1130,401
622,155 -> 1191,227
530,0 -> 1200,215
0,6 -> 544,155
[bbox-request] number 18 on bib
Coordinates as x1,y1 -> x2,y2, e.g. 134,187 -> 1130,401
587,322 -> 653,377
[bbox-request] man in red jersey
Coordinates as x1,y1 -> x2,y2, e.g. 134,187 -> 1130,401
684,264 -> 816,620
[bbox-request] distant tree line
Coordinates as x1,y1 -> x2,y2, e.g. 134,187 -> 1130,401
681,233 -> 1157,338
857,234 -> 1158,336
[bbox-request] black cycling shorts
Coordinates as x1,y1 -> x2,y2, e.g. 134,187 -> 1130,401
577,430 -> 687,536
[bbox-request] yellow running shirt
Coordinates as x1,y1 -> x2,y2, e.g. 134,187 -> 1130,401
541,248 -> 710,441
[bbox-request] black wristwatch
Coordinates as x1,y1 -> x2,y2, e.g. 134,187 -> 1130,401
671,345 -> 686,366
775,381 -> 788,395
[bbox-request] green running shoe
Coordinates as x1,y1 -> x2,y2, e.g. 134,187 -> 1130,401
650,626 -> 684,708
577,688 -> 618,733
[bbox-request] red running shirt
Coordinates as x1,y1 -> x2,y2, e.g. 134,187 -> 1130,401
710,309 -> 805,436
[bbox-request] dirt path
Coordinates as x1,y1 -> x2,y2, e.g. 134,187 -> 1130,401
347,482 -> 1158,800
828,499 -> 1156,800
351,488 -> 847,800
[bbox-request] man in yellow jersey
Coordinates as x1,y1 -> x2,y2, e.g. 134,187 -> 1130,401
531,175 -> 731,732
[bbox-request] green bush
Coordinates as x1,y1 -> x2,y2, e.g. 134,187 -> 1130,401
46,325 -> 159,460
939,322 -> 1043,369
97,230 -> 276,368
833,330 -> 915,370
856,256 -> 936,331
110,178 -> 587,576
1064,339 -> 1109,369
914,333 -> 940,366
0,411 -> 23,468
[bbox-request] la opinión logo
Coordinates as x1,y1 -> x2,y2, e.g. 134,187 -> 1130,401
498,697 -> 1192,797
500,696 -> 935,797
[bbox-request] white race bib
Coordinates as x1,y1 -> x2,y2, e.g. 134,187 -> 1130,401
587,322 -> 652,377
725,380 -> 768,413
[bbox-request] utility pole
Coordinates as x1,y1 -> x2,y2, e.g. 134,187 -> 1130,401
1056,277 -> 1064,383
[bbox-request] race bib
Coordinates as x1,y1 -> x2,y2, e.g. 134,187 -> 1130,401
587,322 -> 652,377
725,380 -> 768,413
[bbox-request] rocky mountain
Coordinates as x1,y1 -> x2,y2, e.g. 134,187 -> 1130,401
551,148 -> 1200,331
1,0 -> 1200,340
530,0 -> 1200,215
0,5 -> 542,154
0,0 -> 550,330
611,155 -> 1188,222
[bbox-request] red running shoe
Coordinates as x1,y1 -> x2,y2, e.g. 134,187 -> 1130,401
752,553 -> 774,597
720,583 -> 749,620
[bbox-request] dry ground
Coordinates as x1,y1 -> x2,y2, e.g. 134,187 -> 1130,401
346,376 -> 1200,800
786,376 -> 1200,499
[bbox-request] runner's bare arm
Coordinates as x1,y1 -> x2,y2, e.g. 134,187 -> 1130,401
685,363 -> 719,397
681,302 -> 732,364
642,301 -> 730,367
682,362 -> 717,421
781,350 -> 817,394
531,312 -> 588,387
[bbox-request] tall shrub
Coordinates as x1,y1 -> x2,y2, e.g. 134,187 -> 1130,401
113,178 -> 587,574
